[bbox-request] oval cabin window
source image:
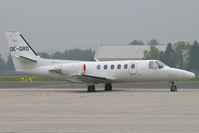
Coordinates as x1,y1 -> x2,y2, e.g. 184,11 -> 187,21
104,65 -> 108,70
111,64 -> 114,69
131,64 -> 135,69
97,65 -> 101,70
117,64 -> 121,69
124,64 -> 128,69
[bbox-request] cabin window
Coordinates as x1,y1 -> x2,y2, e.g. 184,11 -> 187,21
124,64 -> 128,69
97,65 -> 101,70
131,64 -> 135,69
104,65 -> 108,70
117,64 -> 121,69
148,61 -> 157,69
111,64 -> 114,69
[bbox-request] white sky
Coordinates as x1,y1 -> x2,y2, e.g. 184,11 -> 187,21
0,0 -> 199,59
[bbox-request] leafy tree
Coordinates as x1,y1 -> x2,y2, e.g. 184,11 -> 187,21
52,51 -> 65,59
159,51 -> 165,63
129,40 -> 144,45
148,39 -> 159,45
5,54 -> 15,72
164,43 -> 175,67
50,49 -> 94,61
38,52 -> 51,59
173,41 -> 191,49
0,54 -> 6,72
173,42 -> 191,68
188,41 -> 199,72
63,49 -> 94,61
143,45 -> 160,60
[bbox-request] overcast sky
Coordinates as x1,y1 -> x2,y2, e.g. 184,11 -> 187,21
0,0 -> 199,59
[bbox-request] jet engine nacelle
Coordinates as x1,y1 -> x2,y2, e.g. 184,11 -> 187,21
61,63 -> 84,75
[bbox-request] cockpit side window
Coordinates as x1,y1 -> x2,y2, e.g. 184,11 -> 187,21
155,61 -> 164,69
148,61 -> 157,69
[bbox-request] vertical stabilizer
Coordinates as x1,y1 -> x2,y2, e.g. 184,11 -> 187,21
5,31 -> 38,71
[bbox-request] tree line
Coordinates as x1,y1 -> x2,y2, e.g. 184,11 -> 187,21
129,39 -> 160,45
38,49 -> 94,61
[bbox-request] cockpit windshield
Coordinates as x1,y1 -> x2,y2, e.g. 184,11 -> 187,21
149,61 -> 157,69
155,61 -> 166,69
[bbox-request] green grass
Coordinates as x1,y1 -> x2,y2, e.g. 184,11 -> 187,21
187,76 -> 199,81
0,75 -> 56,81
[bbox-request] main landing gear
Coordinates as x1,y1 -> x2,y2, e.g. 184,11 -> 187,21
87,85 -> 95,92
87,83 -> 113,92
170,81 -> 177,92
105,83 -> 112,91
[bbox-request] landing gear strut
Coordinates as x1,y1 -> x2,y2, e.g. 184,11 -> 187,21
170,81 -> 177,92
88,85 -> 95,92
105,83 -> 112,91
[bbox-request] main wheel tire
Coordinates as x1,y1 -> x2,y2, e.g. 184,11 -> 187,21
170,86 -> 175,92
88,85 -> 95,92
105,84 -> 112,91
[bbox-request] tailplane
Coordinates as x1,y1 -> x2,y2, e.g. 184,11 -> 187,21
5,31 -> 39,71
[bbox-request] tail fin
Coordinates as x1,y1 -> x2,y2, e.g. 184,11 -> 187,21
5,31 -> 39,71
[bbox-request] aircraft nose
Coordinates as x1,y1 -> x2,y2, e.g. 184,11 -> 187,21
169,68 -> 195,80
186,71 -> 195,79
181,70 -> 195,80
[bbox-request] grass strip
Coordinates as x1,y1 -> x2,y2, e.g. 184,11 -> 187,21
0,76 -> 56,81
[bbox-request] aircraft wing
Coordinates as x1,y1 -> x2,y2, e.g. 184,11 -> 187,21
69,73 -> 116,84
49,66 -> 116,84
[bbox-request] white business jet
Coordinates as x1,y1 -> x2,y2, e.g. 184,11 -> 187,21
5,32 -> 195,92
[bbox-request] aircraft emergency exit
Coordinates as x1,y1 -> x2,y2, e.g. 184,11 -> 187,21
5,32 -> 195,92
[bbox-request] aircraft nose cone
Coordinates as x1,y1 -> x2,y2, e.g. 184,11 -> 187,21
187,72 -> 195,79
182,71 -> 195,80
169,68 -> 195,81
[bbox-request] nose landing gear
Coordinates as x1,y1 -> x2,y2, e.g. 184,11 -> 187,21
170,81 -> 177,92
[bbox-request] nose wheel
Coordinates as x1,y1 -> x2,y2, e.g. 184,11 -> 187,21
105,83 -> 112,91
170,81 -> 177,92
88,85 -> 95,92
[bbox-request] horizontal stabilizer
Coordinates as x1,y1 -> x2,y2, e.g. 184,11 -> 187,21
19,56 -> 37,62
12,55 -> 37,63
